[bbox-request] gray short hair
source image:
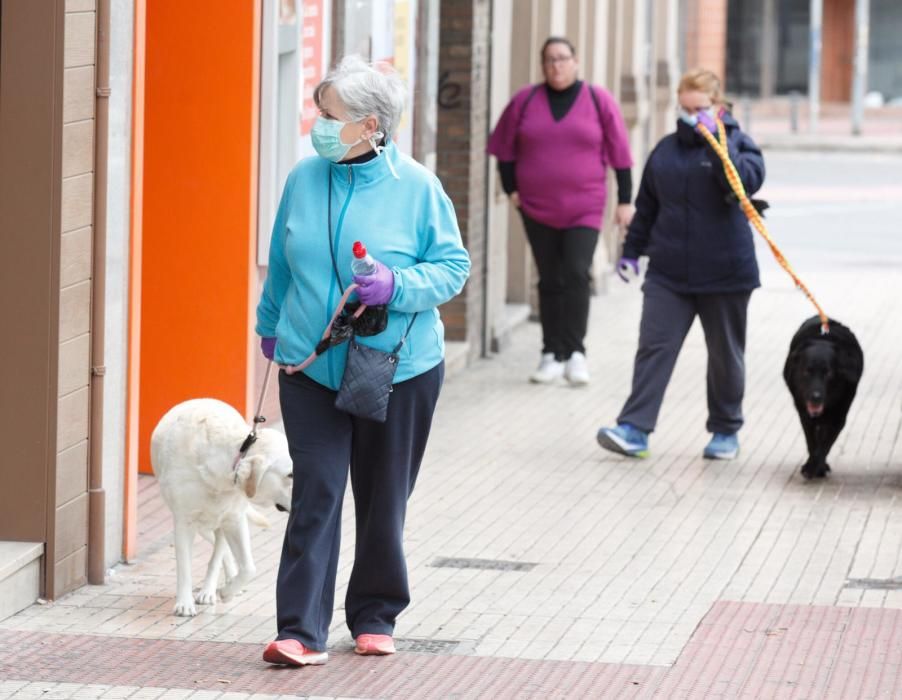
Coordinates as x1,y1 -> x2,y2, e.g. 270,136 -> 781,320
313,55 -> 407,138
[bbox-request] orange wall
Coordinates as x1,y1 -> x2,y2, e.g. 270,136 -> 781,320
137,2 -> 260,474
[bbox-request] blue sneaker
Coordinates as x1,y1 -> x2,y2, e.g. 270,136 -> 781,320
597,423 -> 649,458
703,432 -> 739,460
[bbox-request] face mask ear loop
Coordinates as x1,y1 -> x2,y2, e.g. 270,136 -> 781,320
367,130 -> 400,179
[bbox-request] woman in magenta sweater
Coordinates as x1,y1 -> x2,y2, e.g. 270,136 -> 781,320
487,37 -> 634,386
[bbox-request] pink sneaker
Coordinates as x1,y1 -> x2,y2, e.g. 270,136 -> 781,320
354,633 -> 396,655
263,638 -> 328,666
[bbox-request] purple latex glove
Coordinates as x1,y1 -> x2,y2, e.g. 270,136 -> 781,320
617,257 -> 639,282
260,336 -> 277,361
696,108 -> 717,134
353,260 -> 394,306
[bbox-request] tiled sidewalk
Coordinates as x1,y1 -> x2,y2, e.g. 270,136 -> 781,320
2,153 -> 902,697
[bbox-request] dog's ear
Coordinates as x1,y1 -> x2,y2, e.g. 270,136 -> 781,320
237,455 -> 266,499
835,344 -> 864,386
783,345 -> 802,387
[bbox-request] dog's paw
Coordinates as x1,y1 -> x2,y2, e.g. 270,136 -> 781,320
801,461 -> 829,480
173,599 -> 198,617
217,586 -> 235,603
195,589 -> 217,606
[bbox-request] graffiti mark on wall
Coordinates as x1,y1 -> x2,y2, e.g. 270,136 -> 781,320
438,71 -> 462,109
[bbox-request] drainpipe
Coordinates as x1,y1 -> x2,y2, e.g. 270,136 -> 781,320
88,0 -> 111,585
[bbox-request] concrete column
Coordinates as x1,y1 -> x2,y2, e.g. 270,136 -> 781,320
503,0 -> 535,307
585,0 -> 610,88
652,0 -> 678,143
809,0 -> 823,133
759,0 -> 777,98
850,0 -> 870,135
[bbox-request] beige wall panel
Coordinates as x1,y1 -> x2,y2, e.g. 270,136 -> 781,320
53,546 -> 87,598
60,226 -> 92,288
57,386 -> 90,452
63,120 -> 95,178
59,280 -> 91,343
56,440 -> 89,507
58,334 -> 91,397
66,0 -> 96,11
64,66 -> 94,123
62,173 -> 93,232
65,11 -> 96,68
549,0 -> 566,35
565,0 -> 586,62
55,493 -> 88,559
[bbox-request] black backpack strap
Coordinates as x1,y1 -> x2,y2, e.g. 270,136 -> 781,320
515,84 -> 542,134
587,84 -> 608,162
587,83 -> 603,123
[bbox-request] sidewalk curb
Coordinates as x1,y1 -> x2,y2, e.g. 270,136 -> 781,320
758,137 -> 902,154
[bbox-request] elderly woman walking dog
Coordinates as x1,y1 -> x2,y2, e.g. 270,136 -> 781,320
256,56 -> 470,666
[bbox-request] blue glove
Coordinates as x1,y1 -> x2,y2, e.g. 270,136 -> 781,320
696,109 -> 717,134
617,257 -> 639,282
261,337 -> 277,361
353,260 -> 395,306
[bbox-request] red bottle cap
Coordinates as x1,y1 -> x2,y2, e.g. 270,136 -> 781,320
352,241 -> 367,259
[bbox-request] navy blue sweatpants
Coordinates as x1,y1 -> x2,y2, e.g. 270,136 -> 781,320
275,361 -> 444,651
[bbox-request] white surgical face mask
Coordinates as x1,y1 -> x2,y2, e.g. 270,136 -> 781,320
310,116 -> 362,162
311,116 -> 386,162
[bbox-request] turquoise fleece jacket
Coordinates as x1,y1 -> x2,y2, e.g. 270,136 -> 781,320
255,141 -> 471,390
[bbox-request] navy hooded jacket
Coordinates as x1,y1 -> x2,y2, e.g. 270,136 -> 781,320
622,113 -> 765,294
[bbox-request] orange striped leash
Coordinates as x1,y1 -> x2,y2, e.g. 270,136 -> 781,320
697,119 -> 830,334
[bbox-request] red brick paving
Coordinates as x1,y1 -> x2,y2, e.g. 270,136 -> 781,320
651,601 -> 902,699
0,629 -> 662,699
3,601 -> 902,698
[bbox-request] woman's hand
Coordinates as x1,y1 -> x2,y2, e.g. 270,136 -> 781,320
615,204 -> 635,228
616,257 -> 639,282
261,337 -> 277,360
510,192 -> 521,209
353,261 -> 395,306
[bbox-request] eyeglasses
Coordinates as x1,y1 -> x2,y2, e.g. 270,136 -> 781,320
543,56 -> 573,66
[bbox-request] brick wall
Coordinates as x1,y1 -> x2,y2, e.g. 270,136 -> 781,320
435,0 -> 490,355
682,0 -> 727,82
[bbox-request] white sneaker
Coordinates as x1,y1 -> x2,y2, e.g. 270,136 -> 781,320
565,352 -> 590,386
529,353 -> 565,384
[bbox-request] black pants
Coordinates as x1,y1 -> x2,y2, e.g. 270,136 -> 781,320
275,362 -> 444,651
618,278 -> 751,434
521,212 -> 600,360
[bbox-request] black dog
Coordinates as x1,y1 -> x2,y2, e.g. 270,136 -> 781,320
783,316 -> 864,479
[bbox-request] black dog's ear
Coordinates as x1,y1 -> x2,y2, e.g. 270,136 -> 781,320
784,346 -> 802,386
836,345 -> 864,386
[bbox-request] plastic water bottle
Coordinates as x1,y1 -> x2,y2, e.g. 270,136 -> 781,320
351,240 -> 377,277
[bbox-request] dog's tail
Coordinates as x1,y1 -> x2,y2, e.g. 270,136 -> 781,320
246,504 -> 272,529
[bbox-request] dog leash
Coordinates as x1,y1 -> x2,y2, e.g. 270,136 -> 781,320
231,285 -> 368,479
231,359 -> 275,479
279,283 -> 365,375
697,118 -> 830,334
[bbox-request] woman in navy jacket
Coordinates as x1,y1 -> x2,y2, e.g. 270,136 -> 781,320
597,68 -> 765,461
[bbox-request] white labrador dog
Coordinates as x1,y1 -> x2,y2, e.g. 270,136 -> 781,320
151,398 -> 293,616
